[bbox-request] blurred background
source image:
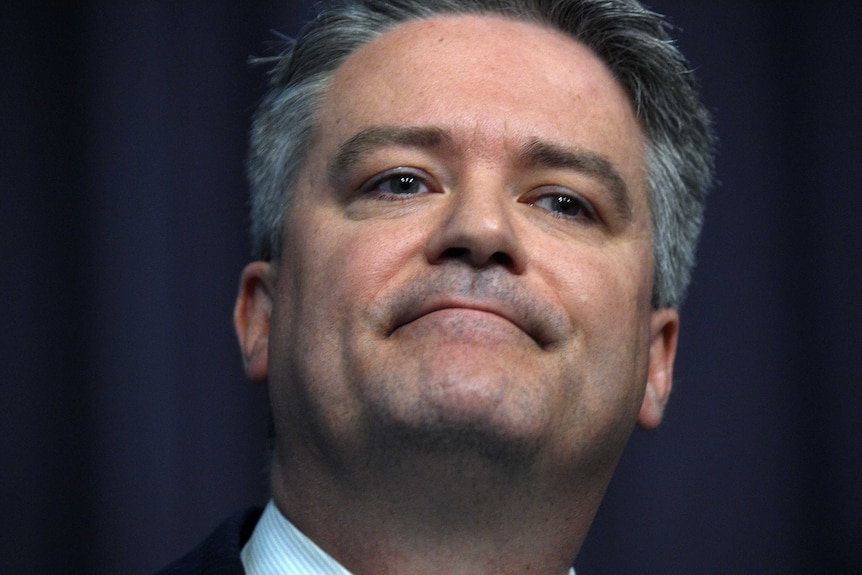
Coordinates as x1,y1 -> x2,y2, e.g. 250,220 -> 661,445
2,1 -> 860,573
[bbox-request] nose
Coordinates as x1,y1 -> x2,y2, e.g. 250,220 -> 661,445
424,175 -> 527,273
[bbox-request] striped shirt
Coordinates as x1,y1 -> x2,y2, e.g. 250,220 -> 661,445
241,501 -> 351,574
241,499 -> 576,575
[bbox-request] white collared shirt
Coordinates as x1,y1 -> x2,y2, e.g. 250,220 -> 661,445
241,499 -> 576,575
241,501 -> 351,575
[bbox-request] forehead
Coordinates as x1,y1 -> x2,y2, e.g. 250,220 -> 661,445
313,14 -> 645,198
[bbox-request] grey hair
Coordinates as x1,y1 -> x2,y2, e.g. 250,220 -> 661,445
247,0 -> 716,309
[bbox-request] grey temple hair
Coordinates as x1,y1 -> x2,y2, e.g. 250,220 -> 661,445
247,0 -> 716,309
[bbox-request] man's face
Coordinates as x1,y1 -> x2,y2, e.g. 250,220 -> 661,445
239,15 -> 678,483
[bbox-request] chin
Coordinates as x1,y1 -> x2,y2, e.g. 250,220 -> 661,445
358,382 -> 550,477
365,413 -> 543,478
344,345 -> 562,475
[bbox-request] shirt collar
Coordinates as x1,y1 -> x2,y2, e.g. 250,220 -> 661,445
241,500 -> 352,575
242,499 -> 575,575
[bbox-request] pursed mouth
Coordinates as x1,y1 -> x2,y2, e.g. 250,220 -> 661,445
391,300 -> 553,349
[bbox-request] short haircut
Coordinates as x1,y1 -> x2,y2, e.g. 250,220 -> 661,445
247,0 -> 716,308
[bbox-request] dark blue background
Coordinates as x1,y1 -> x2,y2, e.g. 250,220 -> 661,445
2,2 -> 860,573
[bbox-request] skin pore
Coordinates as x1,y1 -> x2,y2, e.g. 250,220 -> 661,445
234,14 -> 679,575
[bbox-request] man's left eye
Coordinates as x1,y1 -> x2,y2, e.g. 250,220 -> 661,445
387,174 -> 424,194
530,192 -> 595,221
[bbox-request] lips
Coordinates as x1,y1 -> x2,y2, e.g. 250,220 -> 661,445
379,269 -> 567,349
401,298 -> 516,327
390,294 -> 558,349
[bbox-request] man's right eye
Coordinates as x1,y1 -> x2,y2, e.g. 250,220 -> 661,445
360,168 -> 432,198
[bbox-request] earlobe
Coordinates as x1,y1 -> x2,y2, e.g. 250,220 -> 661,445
637,308 -> 679,430
234,261 -> 274,383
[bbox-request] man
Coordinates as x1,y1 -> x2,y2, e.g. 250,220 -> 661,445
158,0 -> 714,573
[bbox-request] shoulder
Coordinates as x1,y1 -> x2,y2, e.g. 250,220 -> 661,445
153,507 -> 264,575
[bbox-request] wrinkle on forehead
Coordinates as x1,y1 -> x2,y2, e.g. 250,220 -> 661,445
312,13 -> 648,221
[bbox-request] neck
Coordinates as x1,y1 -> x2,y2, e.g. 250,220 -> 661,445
270,444 -> 607,575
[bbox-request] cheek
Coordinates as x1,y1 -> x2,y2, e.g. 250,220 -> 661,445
543,248 -> 654,452
553,248 -> 651,331
291,211 -> 427,319
542,241 -> 655,399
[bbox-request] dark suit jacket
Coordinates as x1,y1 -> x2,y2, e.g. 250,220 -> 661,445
154,507 -> 264,575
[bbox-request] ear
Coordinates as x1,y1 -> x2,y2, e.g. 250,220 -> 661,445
637,308 -> 679,430
233,261 -> 274,383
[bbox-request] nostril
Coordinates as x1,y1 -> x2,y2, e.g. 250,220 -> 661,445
489,251 -> 514,268
436,246 -> 515,269
440,247 -> 470,260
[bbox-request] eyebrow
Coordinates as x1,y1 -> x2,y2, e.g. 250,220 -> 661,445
326,125 -> 635,223
327,125 -> 453,187
520,139 -> 634,223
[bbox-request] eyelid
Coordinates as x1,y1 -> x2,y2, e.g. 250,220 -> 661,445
357,166 -> 437,197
